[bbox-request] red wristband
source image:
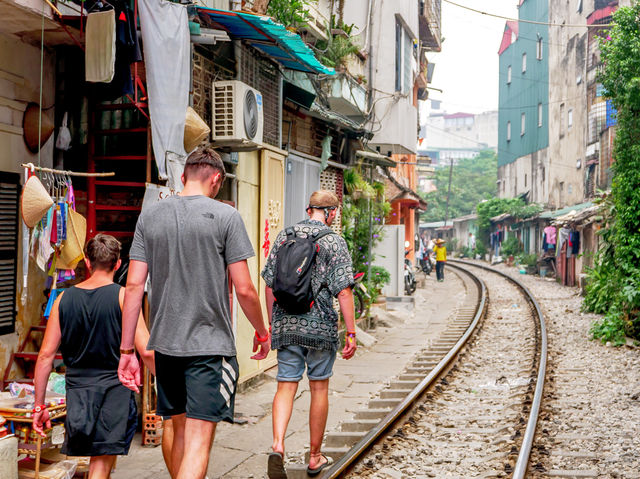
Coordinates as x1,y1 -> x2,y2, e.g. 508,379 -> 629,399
255,330 -> 269,343
32,405 -> 46,413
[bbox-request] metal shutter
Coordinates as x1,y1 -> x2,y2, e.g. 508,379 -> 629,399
0,172 -> 19,335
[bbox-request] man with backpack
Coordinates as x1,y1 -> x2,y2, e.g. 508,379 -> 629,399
261,190 -> 357,478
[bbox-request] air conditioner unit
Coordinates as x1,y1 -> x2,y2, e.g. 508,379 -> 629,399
212,80 -> 263,149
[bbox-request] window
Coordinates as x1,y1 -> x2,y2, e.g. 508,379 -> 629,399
538,103 -> 543,127
522,52 -> 527,73
395,20 -> 414,94
537,37 -> 543,60
507,65 -> 512,84
521,113 -> 526,136
0,172 -> 19,335
507,121 -> 511,141
559,103 -> 565,137
568,108 -> 573,129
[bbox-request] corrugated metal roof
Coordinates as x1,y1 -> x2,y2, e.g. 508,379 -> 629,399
539,201 -> 594,219
197,8 -> 335,75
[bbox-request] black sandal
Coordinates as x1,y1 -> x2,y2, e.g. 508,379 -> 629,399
267,452 -> 287,479
307,454 -> 333,477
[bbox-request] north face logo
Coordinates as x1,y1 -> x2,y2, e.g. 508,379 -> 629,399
202,213 -> 215,220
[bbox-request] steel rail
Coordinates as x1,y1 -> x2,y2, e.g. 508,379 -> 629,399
450,259 -> 548,479
323,263 -> 487,478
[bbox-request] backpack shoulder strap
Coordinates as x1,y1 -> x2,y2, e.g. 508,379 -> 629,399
311,228 -> 335,242
285,227 -> 296,239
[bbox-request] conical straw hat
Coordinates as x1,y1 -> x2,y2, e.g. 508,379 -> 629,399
23,103 -> 54,153
58,209 -> 87,270
184,106 -> 210,153
21,176 -> 54,228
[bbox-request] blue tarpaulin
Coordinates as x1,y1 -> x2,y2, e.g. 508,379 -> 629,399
197,8 -> 335,75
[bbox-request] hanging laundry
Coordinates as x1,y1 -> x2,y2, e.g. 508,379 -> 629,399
558,227 -> 571,254
92,0 -> 142,100
85,10 -> 116,83
543,225 -> 557,245
138,0 -> 189,179
570,230 -> 580,256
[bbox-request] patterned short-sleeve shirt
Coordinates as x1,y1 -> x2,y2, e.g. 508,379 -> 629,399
261,219 -> 354,351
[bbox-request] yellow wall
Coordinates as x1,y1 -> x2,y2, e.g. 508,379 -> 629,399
234,147 -> 285,383
0,31 -> 55,380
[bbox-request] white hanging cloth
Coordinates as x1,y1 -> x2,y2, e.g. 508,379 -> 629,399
137,0 -> 189,179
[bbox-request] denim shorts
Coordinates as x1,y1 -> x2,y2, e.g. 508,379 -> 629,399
276,345 -> 337,382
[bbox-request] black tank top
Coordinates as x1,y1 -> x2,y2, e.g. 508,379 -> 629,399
58,283 -> 122,371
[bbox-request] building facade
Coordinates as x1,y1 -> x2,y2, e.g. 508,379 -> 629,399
421,110 -> 498,166
497,1 -> 550,205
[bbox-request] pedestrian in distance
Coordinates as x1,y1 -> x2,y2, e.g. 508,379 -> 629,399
262,190 -> 357,478
119,146 -> 271,479
32,234 -> 155,479
468,232 -> 476,252
434,238 -> 447,282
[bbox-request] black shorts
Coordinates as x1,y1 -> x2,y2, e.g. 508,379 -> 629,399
155,353 -> 239,423
62,370 -> 137,457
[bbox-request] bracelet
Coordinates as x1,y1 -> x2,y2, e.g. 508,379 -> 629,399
255,330 -> 269,343
32,405 -> 46,413
120,348 -> 135,355
346,331 -> 356,337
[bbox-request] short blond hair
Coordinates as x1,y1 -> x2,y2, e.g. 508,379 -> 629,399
308,190 -> 339,208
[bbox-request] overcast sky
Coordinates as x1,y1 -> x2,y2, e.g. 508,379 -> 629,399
420,0 -> 519,120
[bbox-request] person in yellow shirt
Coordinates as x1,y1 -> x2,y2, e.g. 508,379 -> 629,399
434,239 -> 447,282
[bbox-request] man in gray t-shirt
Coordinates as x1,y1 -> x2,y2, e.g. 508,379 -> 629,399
118,146 -> 270,479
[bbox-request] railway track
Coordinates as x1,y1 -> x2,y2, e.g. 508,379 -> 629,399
286,261 -> 548,478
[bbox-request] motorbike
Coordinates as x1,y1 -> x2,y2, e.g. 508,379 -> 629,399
353,272 -> 371,319
420,252 -> 434,275
404,250 -> 417,295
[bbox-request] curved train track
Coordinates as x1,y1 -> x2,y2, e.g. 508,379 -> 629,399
314,260 -> 548,478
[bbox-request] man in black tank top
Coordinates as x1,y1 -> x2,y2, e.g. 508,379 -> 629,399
32,234 -> 155,478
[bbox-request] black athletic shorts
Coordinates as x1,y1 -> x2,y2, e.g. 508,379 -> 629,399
62,369 -> 137,457
155,353 -> 239,423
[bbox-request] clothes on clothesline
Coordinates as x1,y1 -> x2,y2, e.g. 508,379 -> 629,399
558,227 -> 571,254
567,230 -> 580,258
489,229 -> 504,249
543,225 -> 557,245
89,0 -> 142,100
85,10 -> 116,83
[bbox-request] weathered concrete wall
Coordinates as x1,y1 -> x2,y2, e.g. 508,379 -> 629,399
0,30 -> 55,380
548,1 -> 588,208
498,147 -> 550,206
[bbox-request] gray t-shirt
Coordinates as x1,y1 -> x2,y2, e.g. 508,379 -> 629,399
129,195 -> 254,357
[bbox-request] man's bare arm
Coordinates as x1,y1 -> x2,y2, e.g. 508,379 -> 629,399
121,260 -> 148,350
229,260 -> 270,360
228,260 -> 269,338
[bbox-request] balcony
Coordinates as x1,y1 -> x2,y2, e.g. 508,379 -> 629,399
320,74 -> 367,118
419,0 -> 442,52
298,1 -> 330,42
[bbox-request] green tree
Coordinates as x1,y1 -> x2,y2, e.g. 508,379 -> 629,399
475,197 -> 542,249
585,5 -> 640,343
420,150 -> 498,223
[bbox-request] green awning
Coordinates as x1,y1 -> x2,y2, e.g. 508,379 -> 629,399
197,8 -> 335,75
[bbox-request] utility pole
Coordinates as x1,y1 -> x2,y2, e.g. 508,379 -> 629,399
443,157 -> 454,226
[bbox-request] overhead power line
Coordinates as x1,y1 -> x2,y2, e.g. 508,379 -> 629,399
443,0 -> 613,28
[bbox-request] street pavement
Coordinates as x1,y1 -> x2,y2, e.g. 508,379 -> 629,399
113,268 -> 467,478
